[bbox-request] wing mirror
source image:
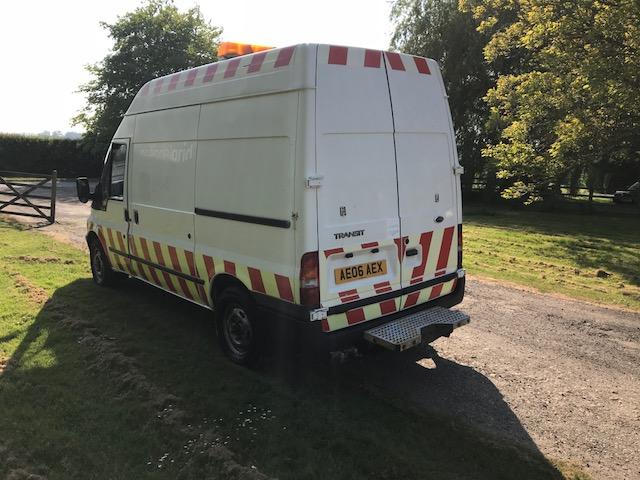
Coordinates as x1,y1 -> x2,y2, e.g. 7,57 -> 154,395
76,177 -> 92,203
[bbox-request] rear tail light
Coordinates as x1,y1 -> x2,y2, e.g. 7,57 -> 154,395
457,223 -> 463,269
300,251 -> 320,307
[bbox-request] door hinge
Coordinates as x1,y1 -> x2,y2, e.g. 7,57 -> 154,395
453,166 -> 464,175
305,175 -> 323,188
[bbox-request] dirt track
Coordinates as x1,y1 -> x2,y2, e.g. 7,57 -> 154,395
3,181 -> 640,480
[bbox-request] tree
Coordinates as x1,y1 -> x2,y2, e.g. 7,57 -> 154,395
74,0 -> 222,154
390,0 -> 494,194
462,0 -> 640,202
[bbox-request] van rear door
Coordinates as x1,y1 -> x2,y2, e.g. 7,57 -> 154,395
315,45 -> 402,310
384,52 -> 460,309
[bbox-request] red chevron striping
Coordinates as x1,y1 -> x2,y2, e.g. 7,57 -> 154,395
153,78 -> 164,94
338,289 -> 358,297
96,228 -> 110,265
321,319 -> 330,332
107,228 -> 127,272
436,226 -> 455,271
223,260 -> 236,276
167,246 -> 194,300
413,56 -> 431,74
153,241 -> 178,293
404,291 -> 420,309
346,308 -> 366,325
184,250 -> 197,276
184,69 -> 198,87
429,283 -> 444,300
361,241 -> 379,249
385,52 -> 405,71
127,237 -> 143,279
203,255 -> 215,279
139,237 -> 162,286
247,51 -> 267,73
410,231 -> 434,282
248,267 -> 266,294
116,230 -> 127,253
338,289 -> 359,303
393,237 -> 407,261
324,247 -> 344,258
374,281 -> 392,294
364,49 -> 381,68
203,64 -> 218,83
274,274 -> 294,302
224,58 -> 241,78
196,284 -> 209,305
328,45 -> 348,65
274,46 -> 295,68
167,73 -> 181,91
379,299 -> 396,315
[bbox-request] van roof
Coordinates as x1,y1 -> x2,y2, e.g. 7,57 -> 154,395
126,44 -> 436,116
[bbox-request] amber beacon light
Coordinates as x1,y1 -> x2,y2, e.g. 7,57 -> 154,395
217,42 -> 274,59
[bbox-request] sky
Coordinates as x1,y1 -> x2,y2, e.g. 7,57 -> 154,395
0,0 -> 394,135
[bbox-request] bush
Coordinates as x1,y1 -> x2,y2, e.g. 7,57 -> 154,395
0,134 -> 103,178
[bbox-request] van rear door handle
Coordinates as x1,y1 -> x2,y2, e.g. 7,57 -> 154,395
435,216 -> 444,223
133,210 -> 139,224
124,209 -> 130,222
406,248 -> 418,257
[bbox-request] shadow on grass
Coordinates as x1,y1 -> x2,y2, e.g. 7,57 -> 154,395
465,207 -> 640,288
1,277 -> 571,480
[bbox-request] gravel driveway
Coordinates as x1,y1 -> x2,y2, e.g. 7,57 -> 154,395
2,181 -> 639,480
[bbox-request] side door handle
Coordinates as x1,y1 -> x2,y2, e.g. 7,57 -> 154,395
133,210 -> 139,224
406,248 -> 419,257
124,209 -> 130,222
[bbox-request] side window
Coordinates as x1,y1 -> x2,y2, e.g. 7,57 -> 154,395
108,143 -> 127,200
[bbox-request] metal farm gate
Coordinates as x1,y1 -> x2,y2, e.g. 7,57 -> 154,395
0,170 -> 57,224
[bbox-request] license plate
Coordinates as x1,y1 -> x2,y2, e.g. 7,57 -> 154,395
334,260 -> 388,285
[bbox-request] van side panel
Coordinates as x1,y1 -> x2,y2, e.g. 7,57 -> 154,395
127,106 -> 205,304
195,92 -> 298,304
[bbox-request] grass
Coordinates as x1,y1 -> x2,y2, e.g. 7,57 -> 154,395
464,206 -> 640,310
0,219 -> 589,479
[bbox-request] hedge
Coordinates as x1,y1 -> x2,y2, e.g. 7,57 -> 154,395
0,134 -> 103,178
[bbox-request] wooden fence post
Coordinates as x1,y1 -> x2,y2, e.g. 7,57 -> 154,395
50,170 -> 57,224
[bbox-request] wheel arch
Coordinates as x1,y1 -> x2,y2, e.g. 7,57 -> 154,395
210,273 -> 251,307
86,230 -> 112,269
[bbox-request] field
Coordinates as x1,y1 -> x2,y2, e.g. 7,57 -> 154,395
464,207 -> 640,311
0,218 -> 590,479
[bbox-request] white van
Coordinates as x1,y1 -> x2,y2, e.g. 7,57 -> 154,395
77,44 -> 470,365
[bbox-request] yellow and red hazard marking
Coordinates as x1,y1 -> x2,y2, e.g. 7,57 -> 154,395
91,226 -> 296,308
323,45 -> 431,75
90,223 -> 458,333
321,278 -> 457,332
139,45 -> 296,97
320,225 -> 459,332
139,45 -> 431,99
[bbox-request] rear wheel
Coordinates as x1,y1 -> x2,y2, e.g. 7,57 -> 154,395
89,237 -> 123,287
216,287 -> 261,366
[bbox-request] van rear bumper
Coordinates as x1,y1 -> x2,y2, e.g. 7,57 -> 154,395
254,275 -> 466,352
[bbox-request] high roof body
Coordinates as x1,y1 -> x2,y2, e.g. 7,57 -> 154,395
126,44 -> 437,116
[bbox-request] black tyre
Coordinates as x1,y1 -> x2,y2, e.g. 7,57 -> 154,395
89,237 -> 123,287
215,287 -> 261,366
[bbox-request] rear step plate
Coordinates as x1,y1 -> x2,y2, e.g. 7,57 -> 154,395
364,306 -> 470,351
